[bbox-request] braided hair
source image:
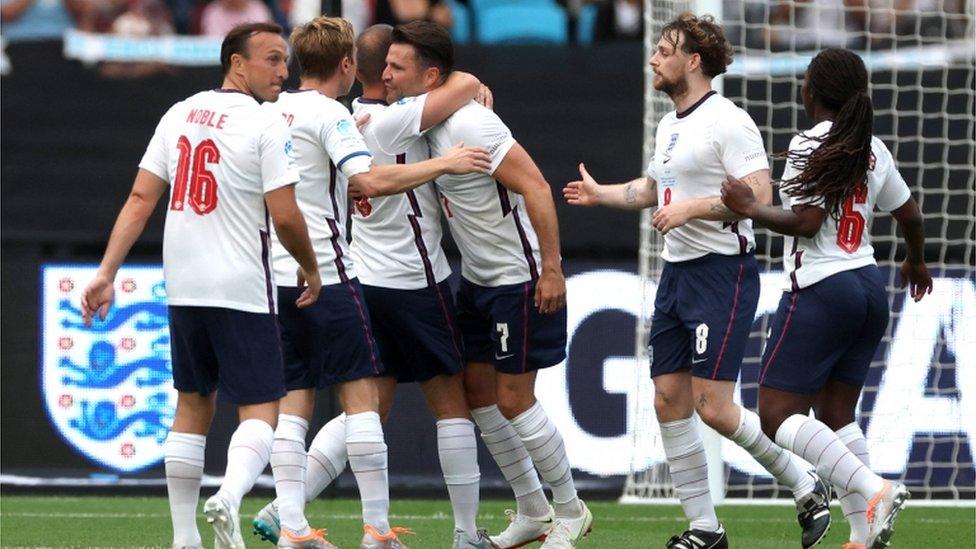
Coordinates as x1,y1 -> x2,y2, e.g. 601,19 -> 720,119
780,48 -> 874,221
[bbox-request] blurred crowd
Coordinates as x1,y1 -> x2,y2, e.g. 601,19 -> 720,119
0,0 -> 970,48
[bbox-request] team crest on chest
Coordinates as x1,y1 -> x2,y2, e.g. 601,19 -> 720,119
41,265 -> 176,473
663,132 -> 679,164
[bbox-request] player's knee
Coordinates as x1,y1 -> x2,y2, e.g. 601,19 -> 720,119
816,408 -> 855,432
759,410 -> 786,440
496,394 -> 533,420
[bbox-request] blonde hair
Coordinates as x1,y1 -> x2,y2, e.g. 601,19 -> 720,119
290,16 -> 355,80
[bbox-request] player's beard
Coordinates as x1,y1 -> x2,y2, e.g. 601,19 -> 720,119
655,73 -> 688,101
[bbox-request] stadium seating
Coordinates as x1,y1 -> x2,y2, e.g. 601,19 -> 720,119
576,3 -> 599,45
473,2 -> 569,45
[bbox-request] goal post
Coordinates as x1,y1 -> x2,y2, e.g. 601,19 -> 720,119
624,0 -> 975,505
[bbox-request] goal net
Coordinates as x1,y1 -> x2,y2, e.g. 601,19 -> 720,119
624,0 -> 975,503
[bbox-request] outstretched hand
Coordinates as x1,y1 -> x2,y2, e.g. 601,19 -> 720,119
562,163 -> 601,207
442,142 -> 492,175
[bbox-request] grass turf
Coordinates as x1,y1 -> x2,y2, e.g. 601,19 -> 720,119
0,495 -> 972,548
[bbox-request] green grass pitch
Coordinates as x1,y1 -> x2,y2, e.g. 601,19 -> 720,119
1,495 -> 972,548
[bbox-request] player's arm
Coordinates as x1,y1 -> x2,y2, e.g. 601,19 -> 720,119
349,144 -> 491,197
720,175 -> 824,237
82,169 -> 168,325
419,71 -> 480,131
265,184 -> 321,307
891,197 -> 932,302
652,168 -> 772,234
494,143 -> 566,314
563,162 -> 657,210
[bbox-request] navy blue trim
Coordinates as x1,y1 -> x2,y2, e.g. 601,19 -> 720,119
511,206 -> 540,281
676,90 -> 717,119
496,181 -> 513,216
328,161 -> 339,215
284,88 -> 316,94
336,151 -> 372,171
357,97 -> 389,105
260,229 -> 275,314
326,218 -> 349,283
407,214 -> 438,288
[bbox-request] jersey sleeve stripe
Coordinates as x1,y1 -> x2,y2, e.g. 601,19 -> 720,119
336,150 -> 371,170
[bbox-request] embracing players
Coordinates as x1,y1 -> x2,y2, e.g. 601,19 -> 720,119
81,23 -> 322,549
721,48 -> 930,549
357,20 -> 593,549
563,12 -> 830,549
251,16 -> 490,549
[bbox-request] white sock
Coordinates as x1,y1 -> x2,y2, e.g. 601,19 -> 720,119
836,422 -> 871,543
471,405 -> 549,518
218,418 -> 274,507
660,416 -> 720,533
305,413 -> 348,502
272,414 -> 309,534
730,407 -> 814,499
510,402 -> 581,519
165,431 -> 206,547
346,411 -> 389,532
437,418 -> 480,536
775,414 -> 884,500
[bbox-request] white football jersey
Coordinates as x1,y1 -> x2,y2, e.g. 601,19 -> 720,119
263,90 -> 373,287
139,89 -> 299,314
779,121 -> 911,290
646,91 -> 770,263
373,96 -> 540,287
349,97 -> 451,290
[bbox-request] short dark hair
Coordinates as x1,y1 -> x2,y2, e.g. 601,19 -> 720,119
661,12 -> 732,77
356,24 -> 393,86
220,22 -> 284,75
390,20 -> 453,75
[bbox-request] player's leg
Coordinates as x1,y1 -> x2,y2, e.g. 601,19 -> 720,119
815,265 -> 898,549
165,306 -> 219,549
761,268 -> 905,549
466,362 -> 553,549
485,279 -> 591,548
166,391 -> 215,549
420,374 -> 489,546
817,380 -> 871,548
254,285 -> 338,546
647,263 -> 725,549
196,307 -> 287,549
690,253 -> 827,547
457,278 -> 552,545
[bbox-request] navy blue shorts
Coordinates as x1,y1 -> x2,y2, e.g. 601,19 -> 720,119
168,305 -> 286,405
362,281 -> 465,383
759,265 -> 889,394
649,253 -> 760,381
456,278 -> 567,374
278,279 -> 383,390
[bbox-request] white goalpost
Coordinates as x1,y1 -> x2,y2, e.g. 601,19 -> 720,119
623,0 -> 975,505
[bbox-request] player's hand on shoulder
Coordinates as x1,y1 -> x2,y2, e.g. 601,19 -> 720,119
720,175 -> 757,217
354,112 -> 371,132
476,84 -> 493,110
900,259 -> 933,302
442,142 -> 492,174
563,163 -> 601,207
535,269 -> 566,314
80,273 -> 115,327
295,267 -> 322,308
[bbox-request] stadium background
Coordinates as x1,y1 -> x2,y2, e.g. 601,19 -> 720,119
1,0 -> 973,514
